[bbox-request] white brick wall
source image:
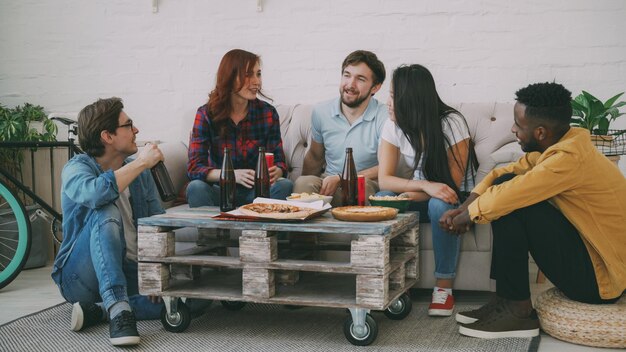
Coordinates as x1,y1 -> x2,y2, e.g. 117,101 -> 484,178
1,0 -> 625,170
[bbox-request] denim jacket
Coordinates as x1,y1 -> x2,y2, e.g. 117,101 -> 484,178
51,154 -> 165,284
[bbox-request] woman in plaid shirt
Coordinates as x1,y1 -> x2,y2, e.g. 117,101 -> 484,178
186,49 -> 293,207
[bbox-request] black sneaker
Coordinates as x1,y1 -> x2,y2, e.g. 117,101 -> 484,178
70,302 -> 105,332
459,302 -> 540,339
456,295 -> 502,324
109,310 -> 140,346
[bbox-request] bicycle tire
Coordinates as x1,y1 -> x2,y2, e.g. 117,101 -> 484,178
51,217 -> 63,244
0,179 -> 32,290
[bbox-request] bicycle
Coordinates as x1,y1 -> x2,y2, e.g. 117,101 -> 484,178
0,117 -> 82,289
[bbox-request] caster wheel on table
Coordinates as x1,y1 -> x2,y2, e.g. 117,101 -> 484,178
383,293 -> 412,320
160,301 -> 191,333
220,300 -> 247,311
343,313 -> 378,346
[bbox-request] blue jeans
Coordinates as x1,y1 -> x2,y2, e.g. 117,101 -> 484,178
375,191 -> 459,280
58,204 -> 208,320
186,178 -> 294,207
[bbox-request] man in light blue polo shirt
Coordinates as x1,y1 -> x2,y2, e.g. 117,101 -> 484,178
294,50 -> 388,206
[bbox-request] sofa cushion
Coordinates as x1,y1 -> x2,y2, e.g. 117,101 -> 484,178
458,103 -> 517,183
276,104 -> 313,181
490,141 -> 524,169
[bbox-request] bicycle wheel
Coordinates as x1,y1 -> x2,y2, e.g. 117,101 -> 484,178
0,180 -> 32,290
51,217 -> 63,244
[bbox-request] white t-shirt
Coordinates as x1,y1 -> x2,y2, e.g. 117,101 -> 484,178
380,112 -> 474,190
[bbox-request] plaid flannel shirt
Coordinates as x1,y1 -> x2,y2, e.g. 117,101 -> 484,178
187,99 -> 288,181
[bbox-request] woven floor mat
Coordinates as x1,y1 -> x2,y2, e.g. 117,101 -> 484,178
0,302 -> 540,352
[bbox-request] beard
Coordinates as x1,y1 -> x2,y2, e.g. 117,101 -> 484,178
340,87 -> 373,108
520,138 -> 541,153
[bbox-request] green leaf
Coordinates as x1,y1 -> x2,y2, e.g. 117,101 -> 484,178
611,101 -> 626,109
588,99 -> 606,120
571,100 -> 586,112
43,119 -> 58,137
597,118 -> 609,134
603,92 -> 624,108
609,112 -> 625,122
582,90 -> 600,103
574,94 -> 590,110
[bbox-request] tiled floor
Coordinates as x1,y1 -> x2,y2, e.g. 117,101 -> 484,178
0,264 -> 619,352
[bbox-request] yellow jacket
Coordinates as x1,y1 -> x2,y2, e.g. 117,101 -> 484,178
468,127 -> 626,299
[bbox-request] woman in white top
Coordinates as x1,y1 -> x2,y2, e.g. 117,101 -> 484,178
377,64 -> 476,317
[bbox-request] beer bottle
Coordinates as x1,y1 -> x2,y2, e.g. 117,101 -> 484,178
220,147 -> 236,212
255,147 -> 270,198
341,147 -> 358,206
150,161 -> 176,202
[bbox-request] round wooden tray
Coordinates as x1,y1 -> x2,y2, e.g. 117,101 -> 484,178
331,206 -> 398,222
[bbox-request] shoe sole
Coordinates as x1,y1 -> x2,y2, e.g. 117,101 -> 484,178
110,336 -> 140,346
459,325 -> 540,338
455,313 -> 478,324
70,302 -> 84,332
428,308 -> 453,317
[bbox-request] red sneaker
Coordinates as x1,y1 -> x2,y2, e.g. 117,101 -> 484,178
429,288 -> 455,316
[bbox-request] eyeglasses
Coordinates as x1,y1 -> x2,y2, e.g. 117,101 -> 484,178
118,119 -> 134,130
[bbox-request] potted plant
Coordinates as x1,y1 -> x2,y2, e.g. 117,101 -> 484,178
0,103 -> 58,186
570,91 -> 626,147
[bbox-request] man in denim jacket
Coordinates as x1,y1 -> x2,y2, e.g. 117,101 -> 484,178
51,98 -> 190,346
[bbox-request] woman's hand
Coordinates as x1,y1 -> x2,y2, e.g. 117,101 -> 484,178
268,165 -> 283,184
234,169 -> 255,188
422,181 -> 459,204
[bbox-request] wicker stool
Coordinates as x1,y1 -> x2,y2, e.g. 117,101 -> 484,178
535,287 -> 626,348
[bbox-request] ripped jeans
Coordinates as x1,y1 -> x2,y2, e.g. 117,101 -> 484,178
375,191 -> 460,280
57,204 -> 207,320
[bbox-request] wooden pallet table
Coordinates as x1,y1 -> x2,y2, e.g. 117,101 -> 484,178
137,205 -> 419,346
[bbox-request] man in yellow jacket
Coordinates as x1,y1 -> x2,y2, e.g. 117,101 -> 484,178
441,82 -> 626,339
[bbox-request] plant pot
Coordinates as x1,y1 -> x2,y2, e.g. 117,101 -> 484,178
591,134 -> 615,148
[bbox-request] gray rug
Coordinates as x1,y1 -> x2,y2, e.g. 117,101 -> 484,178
0,302 -> 540,351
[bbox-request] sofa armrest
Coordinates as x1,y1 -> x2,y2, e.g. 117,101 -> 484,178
158,141 -> 190,208
475,141 -> 523,180
490,141 -> 523,168
277,104 -> 313,181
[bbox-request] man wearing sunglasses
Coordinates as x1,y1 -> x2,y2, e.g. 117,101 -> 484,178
50,98 -> 206,346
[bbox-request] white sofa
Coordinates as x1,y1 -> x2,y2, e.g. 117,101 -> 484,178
159,102 -> 523,292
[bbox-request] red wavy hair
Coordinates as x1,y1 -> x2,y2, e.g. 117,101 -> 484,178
208,49 -> 268,126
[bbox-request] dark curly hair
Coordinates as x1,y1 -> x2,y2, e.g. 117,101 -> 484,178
515,82 -> 572,126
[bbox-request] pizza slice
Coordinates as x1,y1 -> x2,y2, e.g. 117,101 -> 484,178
239,203 -> 316,219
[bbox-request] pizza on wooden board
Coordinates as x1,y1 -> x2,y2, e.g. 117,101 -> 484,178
331,206 -> 398,222
239,203 -> 316,219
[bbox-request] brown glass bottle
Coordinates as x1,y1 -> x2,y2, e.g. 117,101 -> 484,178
255,147 -> 270,198
150,161 -> 176,202
219,147 -> 236,212
341,147 -> 358,206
